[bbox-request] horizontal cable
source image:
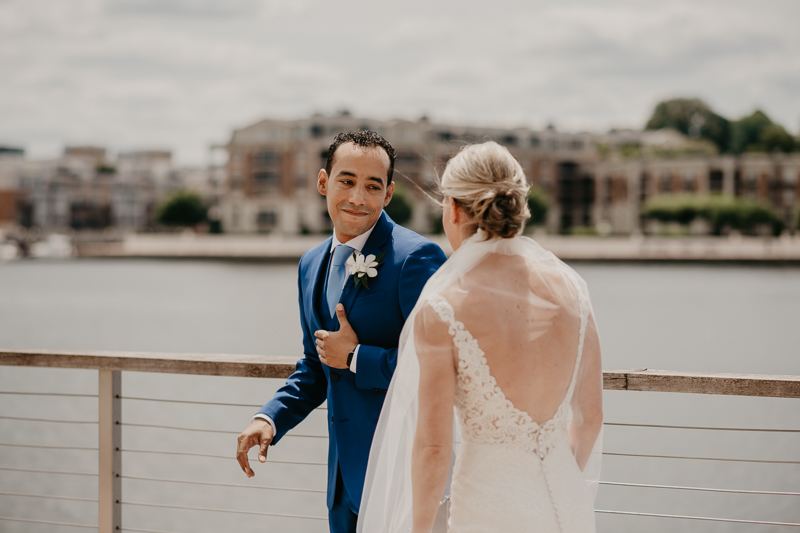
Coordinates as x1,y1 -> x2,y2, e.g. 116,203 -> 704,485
122,528 -> 179,533
605,422 -> 800,433
120,422 -> 325,439
596,509 -> 800,527
0,516 -> 97,529
0,466 -> 97,477
121,395 -> 261,408
0,415 -> 96,424
0,490 -> 97,503
119,395 -> 328,411
122,500 -> 327,521
120,447 -> 326,464
120,473 -> 325,493
0,441 -> 97,451
600,481 -> 800,496
604,452 -> 800,465
0,391 -> 97,398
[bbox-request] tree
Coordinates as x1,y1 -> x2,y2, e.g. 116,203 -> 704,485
645,98 -> 731,153
384,187 -> 413,226
760,124 -> 797,153
731,110 -> 773,153
527,186 -> 549,226
156,190 -> 207,227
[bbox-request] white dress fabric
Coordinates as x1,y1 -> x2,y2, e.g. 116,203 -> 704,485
358,232 -> 603,533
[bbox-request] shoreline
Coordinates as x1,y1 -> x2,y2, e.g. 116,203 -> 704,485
69,233 -> 800,264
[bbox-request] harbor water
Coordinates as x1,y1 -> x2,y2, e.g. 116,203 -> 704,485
1,258 -> 799,532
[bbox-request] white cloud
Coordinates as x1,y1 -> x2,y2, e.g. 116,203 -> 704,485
1,0 -> 798,164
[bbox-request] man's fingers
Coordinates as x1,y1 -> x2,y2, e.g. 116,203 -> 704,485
259,440 -> 269,463
236,437 -> 255,477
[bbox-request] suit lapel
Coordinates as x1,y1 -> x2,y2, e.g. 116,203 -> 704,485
339,212 -> 393,319
308,237 -> 333,331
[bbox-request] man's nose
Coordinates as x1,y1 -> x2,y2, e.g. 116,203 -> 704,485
348,186 -> 366,206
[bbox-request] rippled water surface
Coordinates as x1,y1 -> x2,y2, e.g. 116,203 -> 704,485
1,258 -> 798,532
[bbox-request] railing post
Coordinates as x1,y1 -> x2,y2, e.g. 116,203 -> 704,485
99,370 -> 121,533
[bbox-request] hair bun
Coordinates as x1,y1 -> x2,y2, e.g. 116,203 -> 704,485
439,142 -> 531,239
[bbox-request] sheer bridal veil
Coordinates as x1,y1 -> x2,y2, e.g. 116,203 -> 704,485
358,232 -> 603,533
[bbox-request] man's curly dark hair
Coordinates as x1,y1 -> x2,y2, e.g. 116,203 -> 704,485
325,130 -> 397,184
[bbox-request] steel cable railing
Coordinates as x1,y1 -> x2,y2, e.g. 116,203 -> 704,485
595,509 -> 800,527
121,500 -> 327,521
0,490 -> 97,503
0,516 -> 97,529
603,451 -> 800,464
604,421 -> 800,433
2,363 -> 799,532
120,473 -> 326,493
0,466 -> 97,477
118,421 -> 326,439
599,480 -> 800,496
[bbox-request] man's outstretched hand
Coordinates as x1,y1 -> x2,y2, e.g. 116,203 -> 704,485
236,418 -> 274,478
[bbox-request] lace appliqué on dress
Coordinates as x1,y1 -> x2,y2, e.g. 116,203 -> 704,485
429,295 -> 571,460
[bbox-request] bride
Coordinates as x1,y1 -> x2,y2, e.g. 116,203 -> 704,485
358,142 -> 604,533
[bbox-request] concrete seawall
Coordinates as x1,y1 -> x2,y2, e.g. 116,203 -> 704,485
74,233 -> 800,263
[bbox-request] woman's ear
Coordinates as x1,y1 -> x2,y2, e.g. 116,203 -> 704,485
449,198 -> 462,224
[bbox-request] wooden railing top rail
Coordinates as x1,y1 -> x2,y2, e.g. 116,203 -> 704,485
1,349 -> 799,398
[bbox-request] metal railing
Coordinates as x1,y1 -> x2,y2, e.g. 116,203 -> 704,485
1,349 -> 799,532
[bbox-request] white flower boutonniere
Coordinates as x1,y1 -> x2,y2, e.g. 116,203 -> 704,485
346,251 -> 386,290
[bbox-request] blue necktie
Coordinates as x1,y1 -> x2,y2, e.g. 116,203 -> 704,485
327,245 -> 354,317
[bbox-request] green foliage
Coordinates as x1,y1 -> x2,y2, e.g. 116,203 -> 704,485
645,98 -> 731,153
731,110 -> 773,153
527,186 -> 549,226
643,194 -> 784,236
384,187 -> 413,226
760,124 -> 797,153
567,226 -> 599,236
156,190 -> 207,227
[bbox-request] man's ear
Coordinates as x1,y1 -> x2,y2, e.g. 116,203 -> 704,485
317,169 -> 328,196
383,182 -> 395,208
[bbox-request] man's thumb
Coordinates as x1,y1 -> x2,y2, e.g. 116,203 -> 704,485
336,304 -> 349,325
258,441 -> 268,463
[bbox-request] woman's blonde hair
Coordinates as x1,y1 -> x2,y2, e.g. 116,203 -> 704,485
440,141 -> 531,239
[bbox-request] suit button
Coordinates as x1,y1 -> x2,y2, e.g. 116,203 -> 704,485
330,416 -> 334,424
331,372 -> 339,382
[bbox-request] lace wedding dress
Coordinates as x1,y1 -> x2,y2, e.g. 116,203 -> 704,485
359,233 -> 603,533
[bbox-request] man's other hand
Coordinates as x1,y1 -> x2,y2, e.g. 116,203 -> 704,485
236,418 -> 274,478
314,304 -> 358,369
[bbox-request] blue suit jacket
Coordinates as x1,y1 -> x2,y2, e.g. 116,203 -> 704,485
257,212 -> 447,511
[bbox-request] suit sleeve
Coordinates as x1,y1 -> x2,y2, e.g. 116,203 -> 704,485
355,241 -> 447,391
255,266 -> 328,446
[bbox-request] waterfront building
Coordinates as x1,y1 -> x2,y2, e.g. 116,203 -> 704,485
221,112 -> 800,235
220,112 -> 596,235
5,147 -> 217,232
0,147 -> 25,230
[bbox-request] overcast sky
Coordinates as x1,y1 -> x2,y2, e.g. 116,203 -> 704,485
2,0 -> 798,165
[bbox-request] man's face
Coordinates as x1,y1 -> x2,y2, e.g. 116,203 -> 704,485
318,142 -> 395,243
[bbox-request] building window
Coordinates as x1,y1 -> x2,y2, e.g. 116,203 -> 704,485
254,151 -> 279,165
683,172 -> 696,193
530,137 -> 540,148
257,211 -> 277,232
254,171 -> 280,188
660,172 -> 672,193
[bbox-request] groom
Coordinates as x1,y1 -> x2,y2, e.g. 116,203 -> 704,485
236,130 -> 447,533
